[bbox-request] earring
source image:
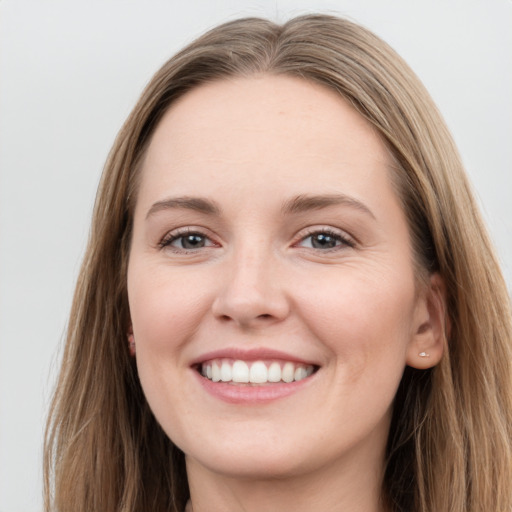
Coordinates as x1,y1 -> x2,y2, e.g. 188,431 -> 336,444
418,351 -> 430,358
127,328 -> 136,356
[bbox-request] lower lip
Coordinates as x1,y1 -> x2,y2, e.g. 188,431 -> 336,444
193,370 -> 315,404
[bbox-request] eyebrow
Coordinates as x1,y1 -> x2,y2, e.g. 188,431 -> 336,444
145,193 -> 375,220
146,196 -> 221,219
282,194 -> 376,219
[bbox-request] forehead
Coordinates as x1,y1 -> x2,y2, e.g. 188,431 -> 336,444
138,74 -> 394,212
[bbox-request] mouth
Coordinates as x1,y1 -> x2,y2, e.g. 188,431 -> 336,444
191,349 -> 320,403
196,358 -> 318,385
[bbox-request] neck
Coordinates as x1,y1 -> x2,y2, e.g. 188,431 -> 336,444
185,445 -> 387,512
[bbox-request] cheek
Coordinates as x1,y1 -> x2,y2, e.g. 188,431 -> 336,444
128,263 -> 213,349
298,268 -> 416,435
127,263 -> 212,435
294,266 -> 416,375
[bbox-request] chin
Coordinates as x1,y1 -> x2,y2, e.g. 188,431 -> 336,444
187,448 -> 312,481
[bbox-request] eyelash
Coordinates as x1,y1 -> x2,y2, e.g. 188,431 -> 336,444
158,227 -> 216,253
158,227 -> 355,254
295,228 -> 356,251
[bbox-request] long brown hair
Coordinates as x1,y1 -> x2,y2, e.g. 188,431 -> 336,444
44,14 -> 512,511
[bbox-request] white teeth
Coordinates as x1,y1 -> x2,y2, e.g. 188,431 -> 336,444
268,362 -> 281,382
232,360 -> 249,383
220,361 -> 232,382
249,361 -> 268,383
294,366 -> 308,381
201,359 -> 315,385
282,362 -> 295,383
212,361 -> 221,382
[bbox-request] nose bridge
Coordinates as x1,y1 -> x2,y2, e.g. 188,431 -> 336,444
233,244 -> 274,297
212,240 -> 288,326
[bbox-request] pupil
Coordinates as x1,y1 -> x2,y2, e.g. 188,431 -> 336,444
182,234 -> 205,249
312,233 -> 336,249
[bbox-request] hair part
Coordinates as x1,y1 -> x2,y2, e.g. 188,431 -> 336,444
44,14 -> 512,512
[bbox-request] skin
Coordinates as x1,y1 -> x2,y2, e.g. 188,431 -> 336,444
127,75 -> 445,512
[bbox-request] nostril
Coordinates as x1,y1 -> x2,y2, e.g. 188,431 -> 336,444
211,292 -> 290,327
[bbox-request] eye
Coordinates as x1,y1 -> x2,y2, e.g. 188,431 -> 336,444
172,233 -> 208,249
297,229 -> 354,250
159,229 -> 216,251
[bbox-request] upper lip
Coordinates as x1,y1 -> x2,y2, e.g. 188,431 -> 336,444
190,347 -> 320,367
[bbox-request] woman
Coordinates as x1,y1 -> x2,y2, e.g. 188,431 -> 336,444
44,14 -> 512,512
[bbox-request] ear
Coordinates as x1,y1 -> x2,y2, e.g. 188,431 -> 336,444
127,324 -> 136,356
406,273 -> 448,369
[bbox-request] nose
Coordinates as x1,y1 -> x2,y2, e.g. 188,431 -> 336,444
211,248 -> 290,329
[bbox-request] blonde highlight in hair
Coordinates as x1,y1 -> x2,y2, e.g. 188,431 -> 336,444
44,15 -> 512,511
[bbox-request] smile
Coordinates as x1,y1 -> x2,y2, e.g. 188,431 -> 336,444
200,359 -> 316,385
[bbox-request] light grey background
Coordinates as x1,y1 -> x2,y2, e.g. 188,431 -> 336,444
1,1 -> 510,510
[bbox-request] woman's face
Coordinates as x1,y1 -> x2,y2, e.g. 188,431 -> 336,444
127,75 -> 435,481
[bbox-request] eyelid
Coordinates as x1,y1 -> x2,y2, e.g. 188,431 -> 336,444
293,226 -> 356,250
158,226 -> 219,250
157,225 -> 356,253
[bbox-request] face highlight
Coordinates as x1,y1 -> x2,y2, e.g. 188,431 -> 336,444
127,75 -> 437,484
